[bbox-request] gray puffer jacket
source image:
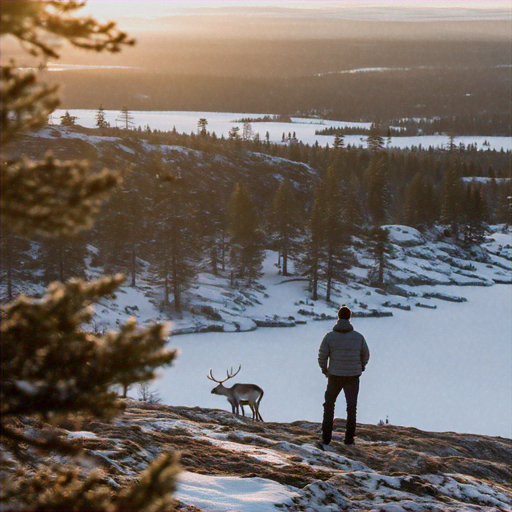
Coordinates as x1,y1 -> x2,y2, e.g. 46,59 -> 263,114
318,319 -> 370,377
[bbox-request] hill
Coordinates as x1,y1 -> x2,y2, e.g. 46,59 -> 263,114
3,401 -> 510,511
2,125 -> 511,334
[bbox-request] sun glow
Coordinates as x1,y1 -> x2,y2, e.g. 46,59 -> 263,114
80,0 -> 511,21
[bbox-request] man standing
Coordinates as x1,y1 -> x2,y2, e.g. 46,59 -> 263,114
318,305 -> 370,446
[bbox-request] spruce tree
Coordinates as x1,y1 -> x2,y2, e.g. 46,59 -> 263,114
441,163 -> 465,236
463,183 -> 487,245
0,233 -> 32,302
404,172 -> 438,228
95,104 -> 109,128
366,156 -> 391,225
117,105 -> 135,130
1,3 -> 179,509
227,183 -> 264,287
60,110 -> 77,126
368,226 -> 392,287
302,192 -> 323,301
197,117 -> 208,135
367,125 -> 385,152
38,234 -> 88,284
151,178 -> 200,312
300,170 -> 352,302
333,133 -> 345,149
268,180 -> 302,276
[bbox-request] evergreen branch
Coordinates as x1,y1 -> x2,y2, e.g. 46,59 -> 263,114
1,156 -> 122,237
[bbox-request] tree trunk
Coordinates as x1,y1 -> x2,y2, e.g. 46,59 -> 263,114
221,228 -> 226,271
5,239 -> 13,301
130,245 -> 136,287
164,258 -> 170,306
211,247 -> 218,276
282,246 -> 288,276
378,250 -> 384,285
312,263 -> 318,301
58,252 -> 64,282
173,267 -> 181,312
326,252 -> 332,302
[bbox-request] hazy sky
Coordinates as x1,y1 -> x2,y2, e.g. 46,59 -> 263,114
81,1 -> 511,20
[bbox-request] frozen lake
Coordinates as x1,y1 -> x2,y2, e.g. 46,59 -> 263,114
157,285 -> 511,438
51,109 -> 512,152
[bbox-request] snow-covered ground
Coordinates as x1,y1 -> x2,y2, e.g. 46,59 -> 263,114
50,109 -> 512,151
156,283 -> 511,439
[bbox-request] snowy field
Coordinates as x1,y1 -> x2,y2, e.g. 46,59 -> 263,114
157,284 -> 511,439
51,109 -> 512,151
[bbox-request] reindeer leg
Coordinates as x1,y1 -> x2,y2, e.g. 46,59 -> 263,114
255,403 -> 263,422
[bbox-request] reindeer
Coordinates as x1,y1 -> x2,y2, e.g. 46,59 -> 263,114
207,365 -> 264,421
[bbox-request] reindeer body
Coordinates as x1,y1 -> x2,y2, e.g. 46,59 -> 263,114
208,366 -> 264,421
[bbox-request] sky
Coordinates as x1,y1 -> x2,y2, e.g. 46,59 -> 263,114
81,1 -> 511,21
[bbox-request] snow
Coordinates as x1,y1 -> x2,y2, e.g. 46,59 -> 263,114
117,144 -> 136,154
382,225 -> 424,245
91,283 -> 167,332
66,431 -> 98,439
175,471 -> 299,512
50,110 -> 512,151
462,177 -> 511,184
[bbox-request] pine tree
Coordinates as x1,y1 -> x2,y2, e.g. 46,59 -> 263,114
197,117 -> 208,136
95,104 -> 109,128
228,126 -> 241,140
368,226 -> 392,287
300,170 -> 352,302
463,183 -> 487,245
333,133 -> 345,149
367,125 -> 385,152
38,234 -> 88,284
366,156 -> 391,225
242,122 -> 253,141
60,110 -> 77,126
268,180 -> 302,276
227,183 -> 264,287
447,134 -> 458,152
151,178 -> 201,312
321,169 -> 352,302
302,192 -> 323,301
441,163 -> 465,236
0,3 -> 179,509
404,172 -> 438,228
0,233 -> 32,302
117,105 -> 135,130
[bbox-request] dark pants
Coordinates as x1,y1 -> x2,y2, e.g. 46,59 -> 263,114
322,375 -> 360,444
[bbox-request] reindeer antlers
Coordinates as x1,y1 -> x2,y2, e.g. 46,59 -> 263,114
207,364 -> 242,384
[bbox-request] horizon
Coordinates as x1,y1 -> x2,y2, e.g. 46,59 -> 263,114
81,0 -> 512,21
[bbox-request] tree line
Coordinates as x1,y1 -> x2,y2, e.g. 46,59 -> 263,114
315,113 -> 512,138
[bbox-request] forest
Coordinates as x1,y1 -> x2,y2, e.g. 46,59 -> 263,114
3,122 -> 510,311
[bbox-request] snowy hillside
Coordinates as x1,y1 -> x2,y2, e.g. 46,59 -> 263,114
88,225 -> 512,336
6,401 -> 511,511
3,125 -> 511,335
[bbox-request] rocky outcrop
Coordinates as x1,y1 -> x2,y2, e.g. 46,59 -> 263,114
4,401 -> 510,511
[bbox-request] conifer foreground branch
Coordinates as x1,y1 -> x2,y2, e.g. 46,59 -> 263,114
1,1 -> 182,509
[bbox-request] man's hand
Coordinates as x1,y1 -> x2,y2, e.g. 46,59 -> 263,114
322,369 -> 329,378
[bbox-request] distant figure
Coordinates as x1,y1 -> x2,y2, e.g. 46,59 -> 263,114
317,306 -> 370,446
